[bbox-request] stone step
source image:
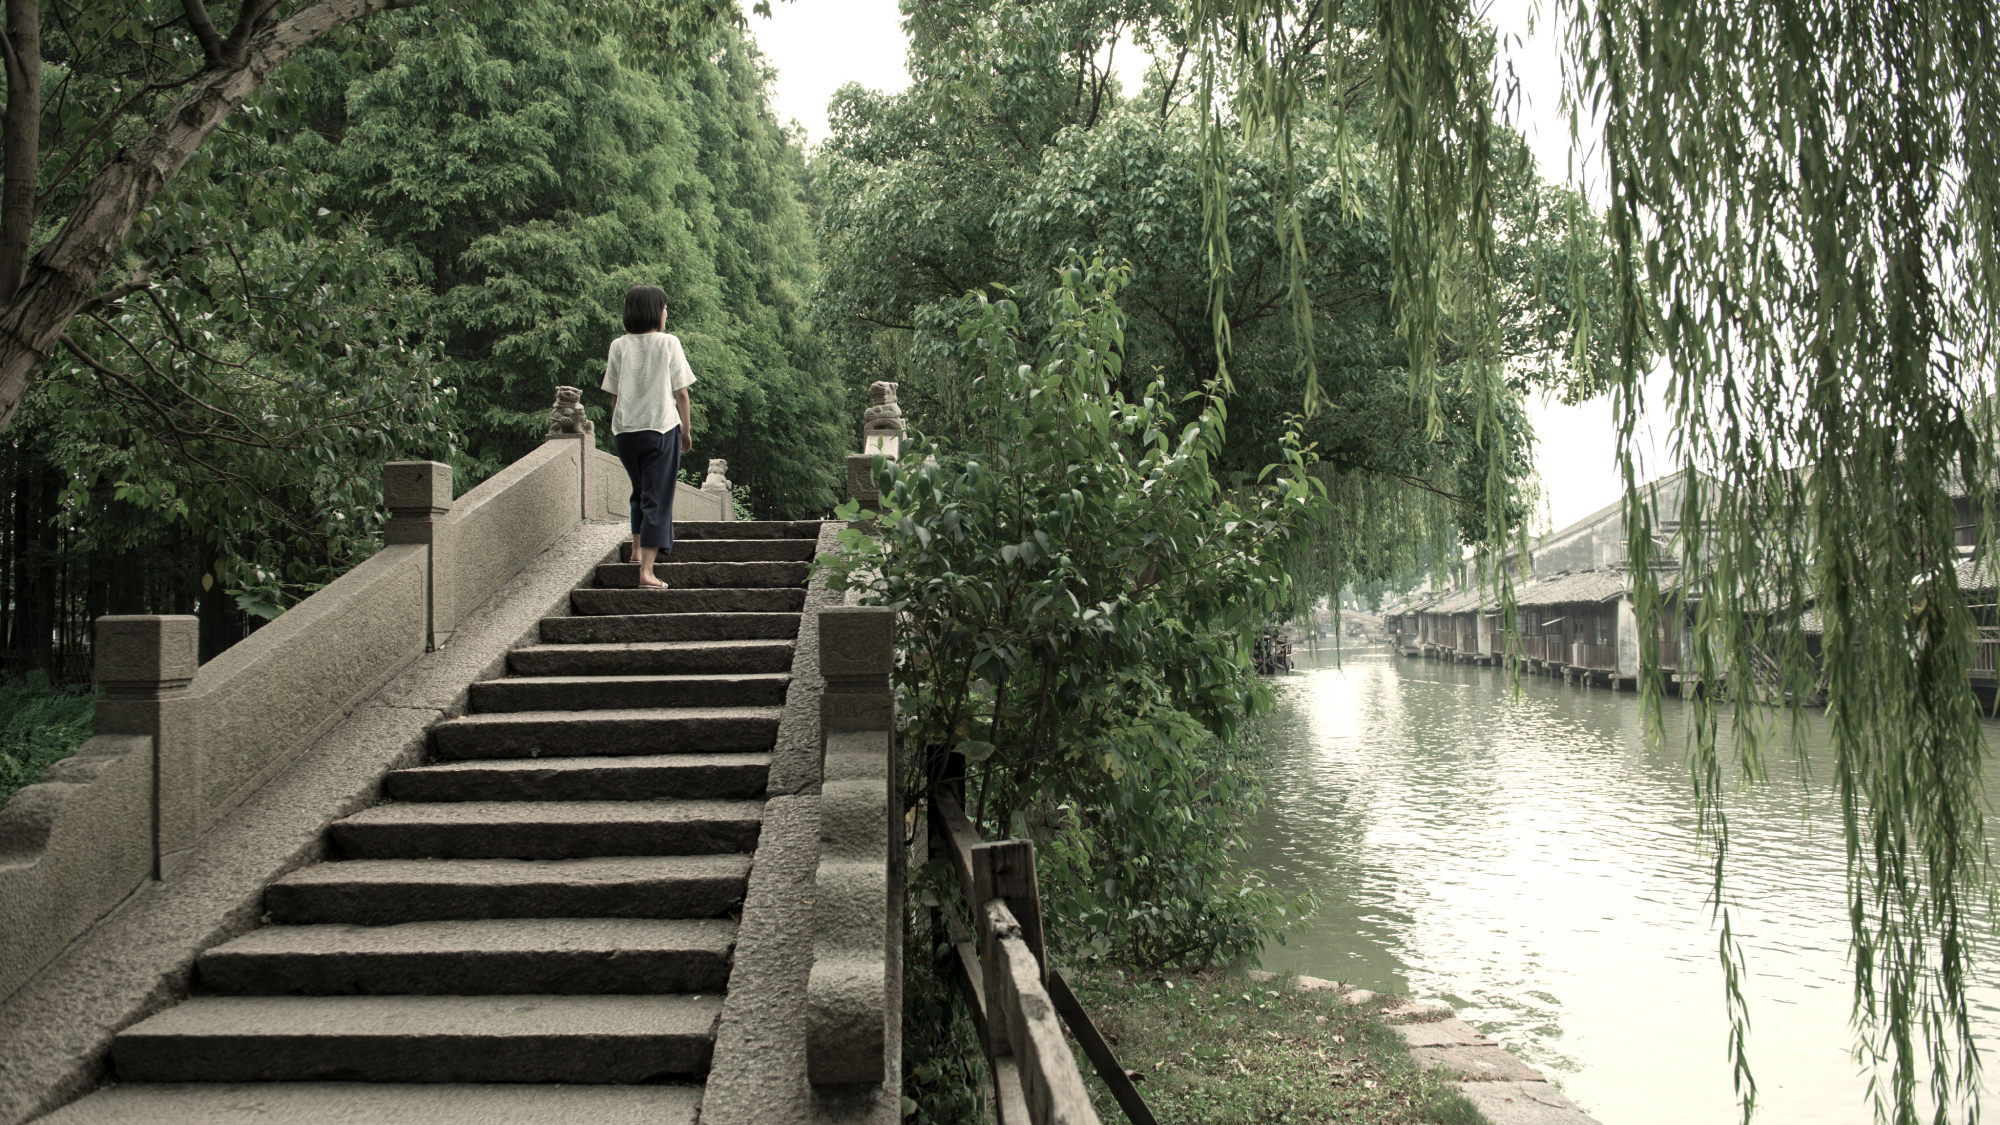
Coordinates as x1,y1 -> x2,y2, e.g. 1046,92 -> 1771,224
111,994 -> 722,1083
431,706 -> 781,759
330,799 -> 764,860
198,917 -> 737,996
34,1083 -> 702,1125
384,753 -> 770,802
673,520 -> 820,540
469,673 -> 791,713
570,587 -> 806,616
620,539 -> 816,563
537,613 -> 800,646
515,636 -> 796,674
264,855 -> 752,925
595,560 -> 811,589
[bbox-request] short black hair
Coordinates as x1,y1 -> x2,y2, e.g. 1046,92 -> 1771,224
623,285 -> 669,333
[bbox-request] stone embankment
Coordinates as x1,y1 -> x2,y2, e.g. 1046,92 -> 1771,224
1247,971 -> 1603,1125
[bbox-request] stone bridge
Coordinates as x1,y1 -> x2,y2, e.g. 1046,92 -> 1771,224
0,398 -> 907,1125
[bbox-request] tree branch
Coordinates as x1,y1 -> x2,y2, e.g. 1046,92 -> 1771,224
181,0 -> 226,67
0,0 -> 429,432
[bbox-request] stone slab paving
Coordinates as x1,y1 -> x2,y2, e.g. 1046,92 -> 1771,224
1386,1008 -> 1605,1125
33,1082 -> 702,1125
1246,973 -> 1604,1125
1454,1080 -> 1602,1124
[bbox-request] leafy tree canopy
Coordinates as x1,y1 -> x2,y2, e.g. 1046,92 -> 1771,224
812,0 -> 1612,601
280,1 -> 845,514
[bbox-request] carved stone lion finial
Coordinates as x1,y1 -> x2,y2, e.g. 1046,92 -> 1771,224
548,385 -> 591,435
702,459 -> 732,492
861,381 -> 903,458
862,381 -> 903,437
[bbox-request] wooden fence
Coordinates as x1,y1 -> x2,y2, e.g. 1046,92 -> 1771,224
929,789 -> 1157,1125
1577,642 -> 1618,672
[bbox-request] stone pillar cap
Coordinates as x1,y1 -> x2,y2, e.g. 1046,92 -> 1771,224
94,615 -> 198,695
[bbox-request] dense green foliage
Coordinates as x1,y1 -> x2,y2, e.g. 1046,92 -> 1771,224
280,5 -> 846,514
3,0 -> 841,671
828,262 -> 1318,966
0,673 -> 95,806
812,0 -> 1609,607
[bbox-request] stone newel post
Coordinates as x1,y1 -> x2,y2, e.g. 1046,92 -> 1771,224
817,606 -> 895,745
847,381 -> 904,511
93,615 -> 199,877
382,461 -> 455,651
546,385 -> 596,519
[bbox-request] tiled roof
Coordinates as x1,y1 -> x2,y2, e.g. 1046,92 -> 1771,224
1514,569 -> 1629,608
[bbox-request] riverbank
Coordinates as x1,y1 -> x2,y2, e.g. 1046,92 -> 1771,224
1060,968 -> 1482,1123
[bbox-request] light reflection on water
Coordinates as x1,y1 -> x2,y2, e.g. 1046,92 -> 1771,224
1242,646 -> 2000,1124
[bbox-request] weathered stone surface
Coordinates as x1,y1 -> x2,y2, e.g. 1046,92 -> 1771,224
380,461 -> 453,516
111,993 -> 722,1083
383,754 -> 770,803
470,672 -> 791,713
536,614 -> 800,646
1394,1017 -> 1498,1049
1379,998 -> 1453,1021
670,520 -> 820,541
1454,1080 -> 1603,1124
430,706 -> 782,758
597,561 -> 810,590
817,608 -> 893,680
620,539 -> 816,563
1410,1046 -> 1546,1082
806,957 -> 886,1085
328,799 -> 764,860
264,855 -> 752,925
0,736 -> 155,1004
35,1082 -> 702,1125
197,917 -> 736,996
571,587 -> 806,616
516,639 -> 796,677
91,615 -> 198,692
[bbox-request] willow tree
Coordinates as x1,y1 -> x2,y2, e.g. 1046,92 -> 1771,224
1180,0 -> 1999,1121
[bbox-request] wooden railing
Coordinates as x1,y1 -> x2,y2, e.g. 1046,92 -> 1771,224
929,789 -> 1157,1125
1577,643 -> 1618,671
1974,626 -> 2000,678
1521,635 -> 1546,661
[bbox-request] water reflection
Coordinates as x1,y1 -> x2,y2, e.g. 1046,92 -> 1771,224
1243,646 -> 2000,1124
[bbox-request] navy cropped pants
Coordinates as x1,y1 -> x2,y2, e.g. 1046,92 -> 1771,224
614,427 -> 682,550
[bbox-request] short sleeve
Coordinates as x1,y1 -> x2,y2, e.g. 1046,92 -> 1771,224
668,336 -> 697,391
600,341 -> 620,393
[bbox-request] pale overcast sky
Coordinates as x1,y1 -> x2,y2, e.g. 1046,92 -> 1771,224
747,0 -> 1647,535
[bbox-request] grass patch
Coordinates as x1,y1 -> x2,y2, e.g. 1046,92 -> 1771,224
0,672 -> 98,807
1063,969 -> 1487,1125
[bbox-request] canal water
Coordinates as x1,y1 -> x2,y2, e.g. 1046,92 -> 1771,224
1244,645 -> 2000,1124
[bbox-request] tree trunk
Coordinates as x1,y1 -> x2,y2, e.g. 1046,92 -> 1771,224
0,0 -> 40,301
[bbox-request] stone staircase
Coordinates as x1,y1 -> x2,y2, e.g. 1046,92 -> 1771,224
60,522 -> 822,1123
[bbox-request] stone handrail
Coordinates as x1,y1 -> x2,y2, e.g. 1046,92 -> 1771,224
805,604 -> 897,1085
0,429 -> 734,1004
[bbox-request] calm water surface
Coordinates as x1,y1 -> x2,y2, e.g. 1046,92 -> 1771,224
1244,646 -> 2000,1124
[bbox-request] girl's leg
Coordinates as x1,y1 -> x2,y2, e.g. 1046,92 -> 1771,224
615,431 -> 671,588
655,427 -> 683,556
